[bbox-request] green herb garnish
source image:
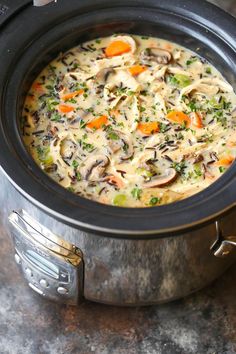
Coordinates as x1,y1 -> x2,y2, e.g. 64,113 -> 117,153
149,197 -> 160,206
131,188 -> 142,200
219,166 -> 226,173
72,160 -> 79,169
186,57 -> 198,66
171,161 -> 187,174
51,112 -> 61,122
108,132 -> 120,140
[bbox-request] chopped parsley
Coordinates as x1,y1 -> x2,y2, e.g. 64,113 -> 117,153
76,172 -> 82,181
171,161 -> 187,174
131,188 -> 142,200
159,123 -> 169,133
219,166 -> 226,173
107,131 -> 120,140
72,160 -> 79,169
205,67 -> 212,74
149,197 -> 160,206
50,112 -> 61,122
186,57 -> 198,66
78,139 -> 95,152
79,119 -> 87,129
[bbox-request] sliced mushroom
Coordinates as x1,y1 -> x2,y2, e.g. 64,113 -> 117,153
50,133 -> 77,188
143,168 -> 178,188
60,139 -> 77,160
80,154 -> 110,181
106,130 -> 134,160
141,48 -> 172,64
95,67 -> 115,84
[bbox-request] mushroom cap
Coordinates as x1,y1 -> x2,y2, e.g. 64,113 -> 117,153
143,168 -> 178,188
80,154 -> 110,181
141,48 -> 172,65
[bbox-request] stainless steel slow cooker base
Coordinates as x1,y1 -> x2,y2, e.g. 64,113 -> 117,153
0,0 -> 236,306
1,169 -> 235,306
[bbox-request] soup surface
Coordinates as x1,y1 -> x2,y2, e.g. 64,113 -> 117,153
22,34 -> 236,207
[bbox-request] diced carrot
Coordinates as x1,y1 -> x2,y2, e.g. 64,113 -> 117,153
190,112 -> 203,129
166,111 -> 191,128
104,175 -> 124,188
128,65 -> 147,76
227,141 -> 236,147
32,82 -> 44,93
62,89 -> 84,101
58,104 -> 74,113
164,43 -> 173,51
99,195 -> 109,204
86,115 -> 108,130
215,156 -> 235,166
137,122 -> 159,135
105,40 -> 131,57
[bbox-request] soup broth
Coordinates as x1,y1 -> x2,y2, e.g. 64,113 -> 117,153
22,34 -> 236,207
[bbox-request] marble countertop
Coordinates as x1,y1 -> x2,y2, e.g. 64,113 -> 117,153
1,1 -> 236,353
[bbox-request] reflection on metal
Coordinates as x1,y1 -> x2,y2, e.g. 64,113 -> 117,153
33,0 -> 56,6
211,221 -> 236,258
8,210 -> 83,305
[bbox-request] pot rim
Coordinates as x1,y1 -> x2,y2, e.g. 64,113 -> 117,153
1,0 -> 236,238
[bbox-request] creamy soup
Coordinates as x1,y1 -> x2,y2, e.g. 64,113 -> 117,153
21,34 -> 236,207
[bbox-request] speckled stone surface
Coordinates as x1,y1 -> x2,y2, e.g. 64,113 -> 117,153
1,1 -> 236,353
1,219 -> 236,354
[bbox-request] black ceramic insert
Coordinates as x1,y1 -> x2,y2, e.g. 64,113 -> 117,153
0,0 -> 236,237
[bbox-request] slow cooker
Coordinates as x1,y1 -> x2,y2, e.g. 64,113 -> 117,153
0,0 -> 236,306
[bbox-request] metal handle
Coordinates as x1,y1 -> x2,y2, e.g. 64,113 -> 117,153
8,210 -> 83,305
33,0 -> 56,6
211,221 -> 236,258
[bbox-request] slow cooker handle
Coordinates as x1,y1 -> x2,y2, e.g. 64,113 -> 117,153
211,221 -> 236,258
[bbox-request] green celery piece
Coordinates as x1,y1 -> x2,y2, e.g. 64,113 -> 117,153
113,194 -> 127,207
174,74 -> 192,88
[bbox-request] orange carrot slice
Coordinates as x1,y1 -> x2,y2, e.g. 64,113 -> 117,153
62,89 -> 84,101
166,111 -> 191,128
164,43 -> 173,51
58,104 -> 74,113
105,40 -> 131,57
32,82 -> 44,93
128,65 -> 147,76
227,141 -> 236,148
215,156 -> 235,166
86,115 -> 108,130
104,175 -> 124,188
137,122 -> 159,135
190,112 -> 203,129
